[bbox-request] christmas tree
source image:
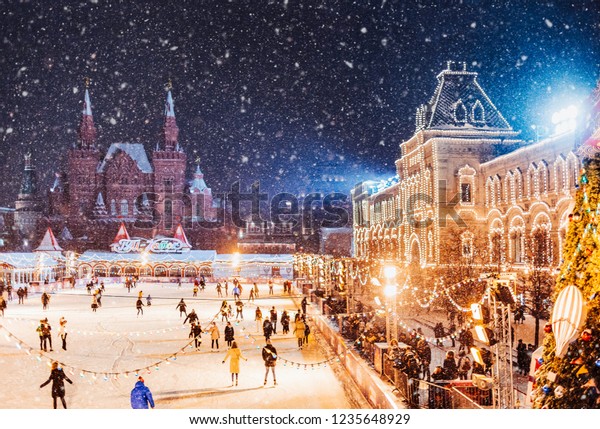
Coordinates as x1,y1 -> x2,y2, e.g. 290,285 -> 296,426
533,86 -> 600,409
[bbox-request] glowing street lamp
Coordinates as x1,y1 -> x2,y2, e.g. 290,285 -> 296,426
383,264 -> 398,342
552,104 -> 578,135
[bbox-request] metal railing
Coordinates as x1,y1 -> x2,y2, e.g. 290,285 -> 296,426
383,353 -> 489,409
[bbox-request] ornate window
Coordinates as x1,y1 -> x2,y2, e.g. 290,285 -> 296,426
471,100 -> 485,123
454,100 -> 467,123
164,199 -> 173,230
121,199 -> 128,216
461,231 -> 474,258
458,165 -> 476,206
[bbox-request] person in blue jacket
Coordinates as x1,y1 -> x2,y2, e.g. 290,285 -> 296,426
130,376 -> 155,409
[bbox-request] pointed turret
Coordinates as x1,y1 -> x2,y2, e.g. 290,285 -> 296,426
161,83 -> 179,151
78,81 -> 97,149
92,192 -> 108,217
50,172 -> 64,193
19,152 -> 37,196
189,164 -> 208,193
15,153 -> 42,238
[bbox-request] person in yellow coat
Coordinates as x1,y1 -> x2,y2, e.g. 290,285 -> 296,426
294,317 -> 306,349
222,341 -> 247,386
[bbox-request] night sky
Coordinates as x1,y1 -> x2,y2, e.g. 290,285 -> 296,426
0,0 -> 598,206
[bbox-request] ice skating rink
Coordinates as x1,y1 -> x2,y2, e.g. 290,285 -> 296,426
0,281 -> 368,409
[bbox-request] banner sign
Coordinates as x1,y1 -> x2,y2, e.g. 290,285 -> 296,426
111,237 -> 191,254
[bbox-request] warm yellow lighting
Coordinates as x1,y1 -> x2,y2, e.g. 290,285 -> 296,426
383,265 -> 397,280
474,325 -> 489,343
384,284 -> 397,297
232,252 -> 241,267
471,303 -> 483,321
374,296 -> 382,306
470,347 -> 484,366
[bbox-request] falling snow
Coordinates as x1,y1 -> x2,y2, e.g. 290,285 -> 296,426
0,1 -> 596,206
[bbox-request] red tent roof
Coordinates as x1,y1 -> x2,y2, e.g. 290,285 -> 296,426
35,227 -> 63,252
173,223 -> 190,246
112,222 -> 130,244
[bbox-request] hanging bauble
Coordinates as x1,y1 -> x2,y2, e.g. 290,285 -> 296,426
552,285 -> 587,357
544,323 -> 552,334
542,385 -> 552,395
555,385 -> 565,398
570,357 -> 584,365
595,358 -> 600,368
537,357 -> 544,365
581,173 -> 589,185
581,329 -> 593,342
573,212 -> 582,222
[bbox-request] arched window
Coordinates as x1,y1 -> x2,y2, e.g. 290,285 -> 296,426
471,100 -> 485,123
164,199 -> 173,230
121,199 -> 128,216
454,100 -> 467,123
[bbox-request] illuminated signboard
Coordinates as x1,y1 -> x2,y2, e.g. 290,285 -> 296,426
110,238 -> 191,254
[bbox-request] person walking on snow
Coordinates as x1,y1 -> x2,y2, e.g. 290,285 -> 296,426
270,307 -> 278,334
224,321 -> 235,348
183,309 -> 199,325
268,280 -> 274,295
235,301 -> 244,320
58,317 -> 67,351
146,294 -> 152,306
136,298 -> 144,316
0,296 -> 6,317
130,376 -> 155,409
189,322 -> 202,349
176,299 -> 187,317
262,339 -> 277,386
91,294 -> 98,312
40,362 -> 73,409
216,282 -> 223,297
294,317 -> 306,348
41,292 -> 50,310
263,318 -> 273,342
255,307 -> 263,332
208,322 -> 220,350
223,341 -> 247,386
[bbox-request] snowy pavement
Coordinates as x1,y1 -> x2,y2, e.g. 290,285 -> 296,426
0,281 -> 367,409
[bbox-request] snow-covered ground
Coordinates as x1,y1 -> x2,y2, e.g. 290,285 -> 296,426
0,281 -> 368,409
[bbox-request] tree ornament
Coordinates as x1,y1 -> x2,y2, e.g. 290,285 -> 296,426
552,285 -> 587,357
573,212 -> 582,222
544,323 -> 552,334
595,358 -> 600,368
581,329 -> 593,342
542,385 -> 552,395
555,385 -> 565,398
581,172 -> 589,185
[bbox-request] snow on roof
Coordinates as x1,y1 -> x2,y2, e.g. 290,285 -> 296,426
420,63 -> 512,131
77,250 -> 217,264
165,90 -> 175,117
83,88 -> 92,116
214,254 -> 293,263
0,253 -> 60,269
35,228 -> 63,252
97,143 -> 153,174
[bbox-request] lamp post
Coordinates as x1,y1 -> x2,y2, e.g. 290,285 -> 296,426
383,264 -> 397,343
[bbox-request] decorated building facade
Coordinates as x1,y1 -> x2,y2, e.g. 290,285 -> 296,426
17,84 -> 217,250
351,62 -> 592,269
